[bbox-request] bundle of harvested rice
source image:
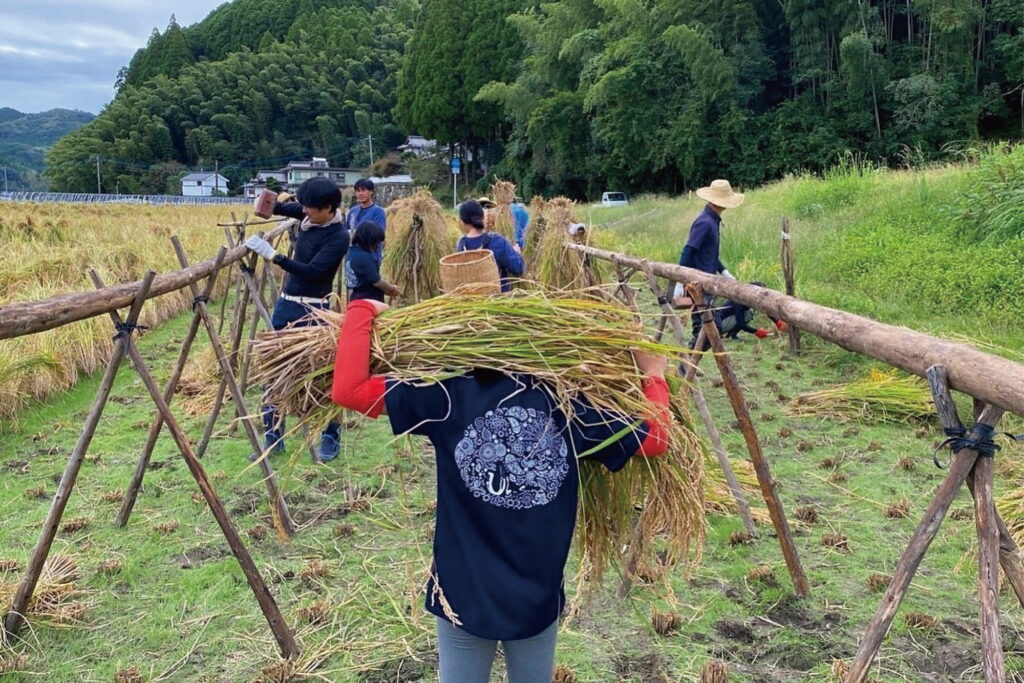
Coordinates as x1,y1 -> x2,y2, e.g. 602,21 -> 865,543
786,368 -> 933,423
0,554 -> 90,627
381,191 -> 450,303
174,345 -> 224,417
253,291 -> 704,587
521,195 -> 548,271
533,199 -> 606,292
490,180 -> 517,242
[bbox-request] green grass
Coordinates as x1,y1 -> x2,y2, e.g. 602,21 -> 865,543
3,157 -> 1024,680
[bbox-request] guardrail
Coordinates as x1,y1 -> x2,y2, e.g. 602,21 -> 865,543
0,191 -> 249,205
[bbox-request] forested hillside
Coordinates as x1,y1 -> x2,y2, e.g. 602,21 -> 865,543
45,0 -> 1022,198
0,108 -> 94,190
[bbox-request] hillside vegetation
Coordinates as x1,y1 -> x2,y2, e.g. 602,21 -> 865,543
0,108 -> 94,190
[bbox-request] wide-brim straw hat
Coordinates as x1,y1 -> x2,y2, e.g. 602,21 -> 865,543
476,196 -> 497,208
696,179 -> 744,209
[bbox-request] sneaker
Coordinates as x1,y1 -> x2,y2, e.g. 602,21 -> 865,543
316,433 -> 340,463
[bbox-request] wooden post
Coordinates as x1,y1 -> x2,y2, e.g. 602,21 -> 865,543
196,236 -> 254,459
238,259 -> 272,396
644,268 -> 757,535
975,440 -> 1005,682
171,240 -> 296,538
780,216 -> 801,356
115,247 -> 228,527
3,273 -> 153,640
89,269 -> 300,660
845,403 -> 1005,682
687,283 -> 810,598
411,214 -> 423,303
926,365 -> 1024,609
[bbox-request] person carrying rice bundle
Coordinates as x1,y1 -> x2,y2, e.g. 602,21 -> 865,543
329,295 -> 671,683
346,221 -> 400,303
456,200 -> 523,293
245,177 -> 349,462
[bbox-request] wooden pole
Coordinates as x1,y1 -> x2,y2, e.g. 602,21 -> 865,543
688,283 -> 810,597
926,365 -> 1024,609
780,216 -> 801,355
89,269 -> 300,660
975,441 -> 1005,682
643,268 -> 757,535
3,273 -> 153,640
845,403 -> 1005,682
568,244 -> 1024,419
171,239 -> 296,538
0,220 -> 295,340
115,247 -> 228,528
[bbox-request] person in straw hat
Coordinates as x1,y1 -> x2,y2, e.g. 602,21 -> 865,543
329,297 -> 671,683
672,178 -> 744,347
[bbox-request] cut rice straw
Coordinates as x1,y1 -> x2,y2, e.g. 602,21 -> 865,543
786,368 -> 933,423
253,290 -> 705,588
381,190 -> 450,304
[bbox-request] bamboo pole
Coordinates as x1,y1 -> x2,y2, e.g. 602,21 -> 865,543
3,273 -> 153,640
927,365 -> 1024,608
688,283 -> 809,597
780,216 -> 801,355
568,244 -> 1024,419
115,246 -> 228,527
845,403 -> 1005,682
643,269 -> 757,535
171,239 -> 296,537
89,269 -> 299,659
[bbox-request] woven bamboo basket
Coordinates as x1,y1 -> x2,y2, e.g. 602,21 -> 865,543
439,250 -> 501,294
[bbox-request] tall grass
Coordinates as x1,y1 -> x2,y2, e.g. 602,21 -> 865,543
587,145 -> 1024,353
0,203 -> 233,419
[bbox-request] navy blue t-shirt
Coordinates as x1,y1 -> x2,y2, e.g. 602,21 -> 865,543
384,372 -> 647,640
345,244 -> 384,302
680,205 -> 722,274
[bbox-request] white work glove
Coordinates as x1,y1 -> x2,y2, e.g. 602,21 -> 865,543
568,223 -> 586,236
721,269 -> 736,280
245,235 -> 276,261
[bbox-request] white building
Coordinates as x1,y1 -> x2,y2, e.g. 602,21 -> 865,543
396,135 -> 437,158
242,158 -> 364,198
181,172 -> 230,197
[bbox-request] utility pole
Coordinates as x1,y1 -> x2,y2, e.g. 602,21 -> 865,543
3,166 -> 7,192
367,135 -> 374,165
214,159 -> 219,196
96,156 -> 101,194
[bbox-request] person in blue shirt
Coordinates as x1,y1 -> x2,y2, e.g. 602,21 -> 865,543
244,177 -> 348,462
344,178 -> 387,294
330,298 -> 671,683
346,221 -> 401,303
511,198 -> 530,250
456,200 -> 524,292
674,179 -> 744,348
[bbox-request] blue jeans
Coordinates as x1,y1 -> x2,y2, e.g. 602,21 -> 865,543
436,617 -> 558,683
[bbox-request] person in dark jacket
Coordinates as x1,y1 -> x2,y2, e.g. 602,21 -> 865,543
715,283 -> 786,340
245,177 -> 349,462
456,200 -> 523,293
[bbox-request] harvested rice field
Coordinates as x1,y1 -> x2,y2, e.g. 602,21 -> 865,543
3,159 -> 1024,681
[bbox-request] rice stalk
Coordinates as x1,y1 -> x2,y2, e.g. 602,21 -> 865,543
0,554 -> 92,628
381,190 -> 449,304
175,345 -> 225,416
521,195 -> 548,271
786,368 -> 933,423
489,180 -> 517,242
533,199 -> 606,292
253,291 -> 705,588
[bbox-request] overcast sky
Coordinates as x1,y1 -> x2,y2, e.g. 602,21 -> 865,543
0,1 -> 227,114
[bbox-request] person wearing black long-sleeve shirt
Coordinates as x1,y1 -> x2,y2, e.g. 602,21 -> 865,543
245,177 -> 349,462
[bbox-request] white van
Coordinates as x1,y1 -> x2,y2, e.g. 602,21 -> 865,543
601,191 -> 628,207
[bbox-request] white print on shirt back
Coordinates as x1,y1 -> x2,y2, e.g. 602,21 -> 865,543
453,406 -> 569,509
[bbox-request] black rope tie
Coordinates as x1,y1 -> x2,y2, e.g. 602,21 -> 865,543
657,296 -> 669,306
240,264 -> 256,275
192,294 -> 210,310
933,424 -> 1002,469
112,321 -> 149,341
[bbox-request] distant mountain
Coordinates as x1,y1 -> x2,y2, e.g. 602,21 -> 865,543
0,108 -> 94,190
